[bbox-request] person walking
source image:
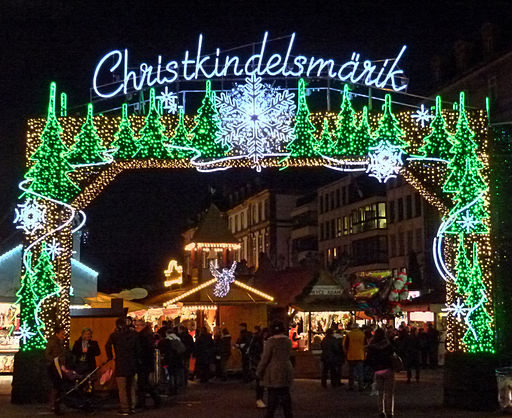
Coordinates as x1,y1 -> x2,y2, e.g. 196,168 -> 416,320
195,326 -> 214,383
135,320 -> 161,409
344,322 -> 366,391
418,328 -> 429,368
45,326 -> 68,415
236,322 -> 253,382
106,317 -> 140,415
250,326 -> 268,408
321,328 -> 343,388
71,327 -> 100,376
366,327 -> 397,418
158,327 -> 186,394
426,322 -> 439,369
256,320 -> 294,418
401,327 -> 420,383
215,327 -> 231,381
178,325 -> 194,386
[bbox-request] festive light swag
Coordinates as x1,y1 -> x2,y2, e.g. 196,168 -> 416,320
18,79 -> 493,356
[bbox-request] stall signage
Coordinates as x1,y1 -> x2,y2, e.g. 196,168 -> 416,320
310,285 -> 343,296
92,32 -> 408,98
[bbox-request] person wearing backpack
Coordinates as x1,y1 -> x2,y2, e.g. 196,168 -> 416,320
365,327 -> 397,418
158,327 -> 186,394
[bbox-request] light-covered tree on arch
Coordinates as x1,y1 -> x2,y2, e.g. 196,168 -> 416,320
112,103 -> 138,160
333,84 -> 357,155
418,96 -> 452,160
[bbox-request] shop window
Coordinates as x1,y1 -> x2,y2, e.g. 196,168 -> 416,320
235,214 -> 239,232
406,195 -> 412,219
330,219 -> 335,238
415,193 -> 422,217
389,201 -> 395,224
336,217 -> 342,237
398,198 -> 404,221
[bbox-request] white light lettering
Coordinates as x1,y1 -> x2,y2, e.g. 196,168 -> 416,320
93,50 -> 123,98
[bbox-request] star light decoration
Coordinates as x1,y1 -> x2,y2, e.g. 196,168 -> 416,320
47,238 -> 63,260
366,140 -> 404,183
217,73 -> 296,171
14,198 -> 46,234
18,321 -> 36,344
157,86 -> 179,114
210,261 -> 237,298
442,298 -> 469,321
456,211 -> 480,234
411,104 -> 434,128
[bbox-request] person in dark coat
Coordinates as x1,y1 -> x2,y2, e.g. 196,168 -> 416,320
365,328 -> 397,418
418,328 -> 429,368
426,322 -> 439,368
178,325 -> 194,385
134,320 -> 161,408
236,322 -> 253,382
71,328 -> 100,375
321,328 -> 343,388
250,326 -> 268,408
194,326 -> 214,383
215,328 -> 231,381
45,326 -> 67,414
401,327 -> 420,383
158,327 -> 186,394
256,321 -> 294,418
106,318 -> 140,415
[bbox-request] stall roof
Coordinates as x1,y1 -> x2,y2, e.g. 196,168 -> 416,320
189,204 -> 239,246
255,267 -> 314,307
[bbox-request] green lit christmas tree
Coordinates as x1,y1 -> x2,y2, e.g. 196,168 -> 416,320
374,95 -> 408,150
287,79 -> 318,158
134,89 -> 172,159
443,92 -> 484,194
32,242 -> 60,301
67,103 -> 108,165
15,251 -> 46,351
25,83 -> 80,203
189,81 -> 229,159
112,103 -> 138,159
352,106 -> 375,156
168,107 -> 192,158
462,243 -> 494,353
418,96 -> 452,160
316,118 -> 336,156
333,84 -> 357,155
454,236 -> 472,295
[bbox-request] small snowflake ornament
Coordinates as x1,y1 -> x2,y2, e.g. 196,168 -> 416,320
157,86 -> 178,114
210,261 -> 237,298
442,298 -> 469,321
366,140 -> 404,183
456,211 -> 480,234
47,238 -> 63,260
14,198 -> 46,234
412,104 -> 433,128
18,321 -> 36,344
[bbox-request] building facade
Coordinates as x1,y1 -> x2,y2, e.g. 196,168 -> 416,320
289,192 -> 318,266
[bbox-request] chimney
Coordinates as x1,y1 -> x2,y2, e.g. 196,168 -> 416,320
430,55 -> 443,84
481,22 -> 496,57
453,40 -> 472,73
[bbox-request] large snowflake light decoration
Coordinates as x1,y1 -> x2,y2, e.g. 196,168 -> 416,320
411,104 -> 433,128
14,198 -> 46,234
217,73 -> 296,171
157,86 -> 178,114
210,261 -> 237,298
47,238 -> 63,260
442,298 -> 469,321
366,140 -> 404,183
18,321 -> 36,344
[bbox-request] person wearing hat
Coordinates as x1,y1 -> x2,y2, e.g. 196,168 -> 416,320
256,320 -> 294,418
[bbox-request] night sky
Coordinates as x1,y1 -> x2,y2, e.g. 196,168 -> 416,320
1,1 -> 511,291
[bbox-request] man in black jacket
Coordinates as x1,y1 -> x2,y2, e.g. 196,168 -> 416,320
236,323 -> 252,382
106,318 -> 140,415
135,320 -> 161,408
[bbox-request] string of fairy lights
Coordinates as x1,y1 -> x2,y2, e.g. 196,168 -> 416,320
18,78 -> 492,354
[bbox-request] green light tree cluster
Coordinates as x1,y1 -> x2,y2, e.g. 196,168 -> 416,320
462,243 -> 494,353
67,103 -> 108,165
374,95 -> 408,150
454,237 -> 472,295
287,79 -> 318,158
134,89 -> 172,159
25,83 -> 80,203
418,96 -> 452,160
352,106 -> 375,156
31,242 -> 60,301
315,118 -> 336,156
333,84 -> 357,155
189,81 -> 229,158
112,104 -> 138,159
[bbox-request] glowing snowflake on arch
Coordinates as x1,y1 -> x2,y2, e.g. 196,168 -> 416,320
157,86 -> 178,114
411,104 -> 433,128
366,140 -> 404,183
47,238 -> 63,260
14,198 -> 46,234
456,211 -> 480,234
217,73 -> 296,171
18,321 -> 36,344
442,298 -> 469,321
210,261 -> 237,298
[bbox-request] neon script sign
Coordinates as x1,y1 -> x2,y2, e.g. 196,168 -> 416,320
93,32 -> 408,98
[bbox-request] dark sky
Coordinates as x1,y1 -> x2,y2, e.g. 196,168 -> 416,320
1,1 -> 511,291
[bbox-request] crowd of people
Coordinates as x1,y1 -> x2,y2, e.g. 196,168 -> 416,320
43,317 -> 440,418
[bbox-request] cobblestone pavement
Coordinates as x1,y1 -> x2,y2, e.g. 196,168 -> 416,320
0,370 -> 502,417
